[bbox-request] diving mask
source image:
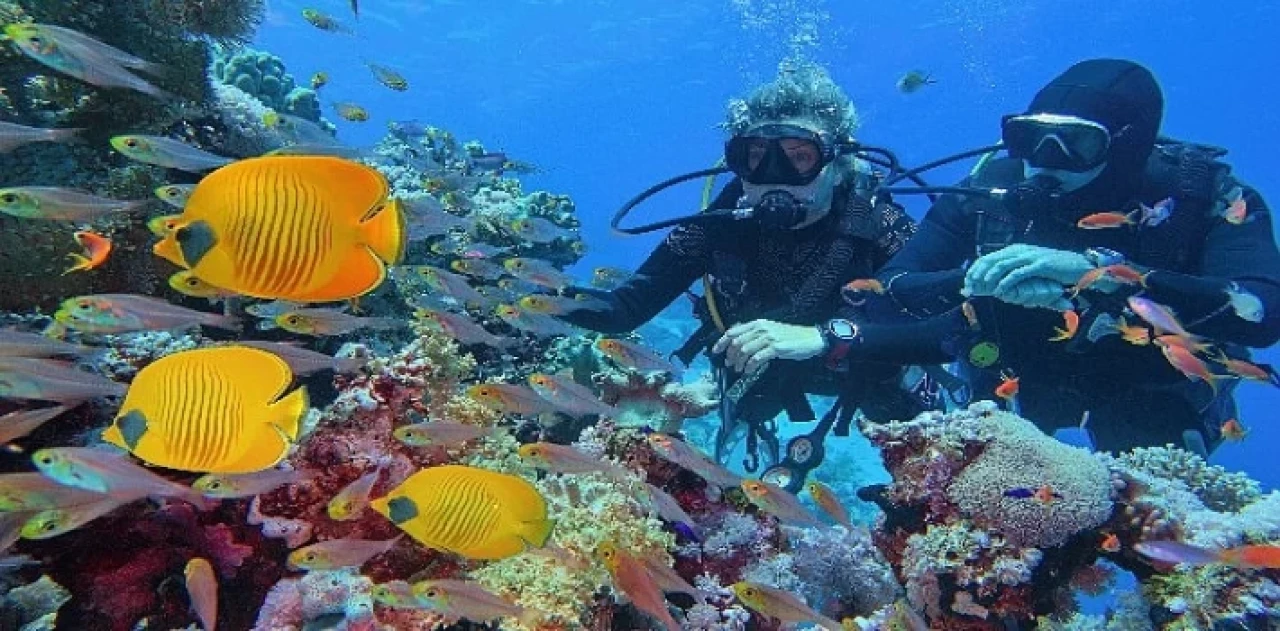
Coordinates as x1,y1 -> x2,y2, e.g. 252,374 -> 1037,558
725,123 -> 840,186
1002,113 -> 1114,172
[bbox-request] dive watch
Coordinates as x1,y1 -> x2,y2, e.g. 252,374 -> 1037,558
821,318 -> 860,370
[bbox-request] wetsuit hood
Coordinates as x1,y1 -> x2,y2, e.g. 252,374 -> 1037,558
1025,59 -> 1164,209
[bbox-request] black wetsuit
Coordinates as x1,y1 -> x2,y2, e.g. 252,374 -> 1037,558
564,177 -> 924,426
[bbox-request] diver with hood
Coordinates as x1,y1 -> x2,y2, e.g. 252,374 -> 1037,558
823,58 -> 1280,455
560,62 -> 936,492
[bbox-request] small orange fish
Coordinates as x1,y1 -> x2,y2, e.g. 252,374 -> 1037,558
1137,540 -> 1280,570
1207,349 -> 1276,383
805,480 -> 853,529
1033,484 -> 1060,504
1154,334 -> 1212,355
63,231 -> 112,275
1049,310 -> 1079,342
843,278 -> 885,294
1220,419 -> 1248,442
994,370 -> 1019,401
1076,209 -> 1139,229
596,541 -> 681,631
1069,266 -> 1108,297
1114,315 -> 1151,346
1100,532 -> 1121,553
1103,264 -> 1148,286
1223,198 -> 1248,225
183,558 -> 218,631
1155,339 -> 1223,393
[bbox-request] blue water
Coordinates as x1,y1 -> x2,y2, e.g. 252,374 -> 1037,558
254,0 -> 1280,490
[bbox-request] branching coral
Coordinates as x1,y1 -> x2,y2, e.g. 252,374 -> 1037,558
1117,445 -> 1261,513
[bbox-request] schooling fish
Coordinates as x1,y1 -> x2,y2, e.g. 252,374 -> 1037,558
192,468 -> 309,499
370,581 -> 421,609
591,266 -> 632,289
0,405 -> 69,447
327,467 -> 382,521
302,8 -> 350,33
415,309 -> 514,350
111,135 -> 233,172
1135,539 -> 1280,570
494,303 -> 577,338
393,421 -> 501,448
3,24 -> 168,98
148,213 -> 182,237
54,293 -> 239,334
517,293 -> 610,316
741,479 -> 824,527
526,373 -> 620,418
896,70 -> 936,94
596,541 -> 680,631
268,308 -> 403,336
509,217 -> 574,244
732,581 -> 847,631
466,383 -> 560,416
287,535 -> 402,571
332,101 -> 369,122
1127,296 -> 1192,338
31,446 -> 207,504
0,330 -> 96,359
0,357 -> 125,403
596,338 -> 682,375
366,63 -> 408,91
184,558 -> 218,631
154,183 -> 197,208
0,471 -> 109,513
236,340 -> 367,376
370,464 -> 554,560
449,258 -> 505,280
402,197 -> 474,239
64,231 -> 112,275
0,121 -> 82,153
1225,283 -> 1265,323
1076,210 -> 1139,229
517,442 -> 633,481
417,266 -> 487,305
806,480 -> 854,529
101,346 -> 309,473
0,186 -> 148,221
646,433 -> 742,488
169,271 -> 238,301
503,257 -> 574,290
152,156 -> 406,303
413,579 -> 543,627
19,495 -> 132,540
642,483 -> 700,539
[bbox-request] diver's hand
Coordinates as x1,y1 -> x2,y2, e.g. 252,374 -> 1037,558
965,244 -> 1093,296
711,319 -> 827,374
989,277 -> 1074,311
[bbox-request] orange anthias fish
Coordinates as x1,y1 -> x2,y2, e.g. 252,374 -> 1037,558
1049,310 -> 1079,342
526,372 -> 620,418
732,581 -> 847,631
184,558 -> 218,631
152,156 -> 406,303
517,442 -> 632,480
595,338 -> 682,375
1223,198 -> 1249,225
647,433 -> 743,488
806,480 -> 853,529
1135,539 -> 1280,570
1154,339 -> 1223,393
1114,315 -> 1151,346
843,278 -> 885,294
1100,532 -> 1121,553
1207,349 -> 1278,384
741,480 -> 824,527
101,346 -> 308,474
63,231 -> 112,275
995,370 -> 1019,401
466,383 -> 560,416
1220,419 -> 1248,442
328,467 -> 382,521
1076,209 -> 1139,229
596,541 -> 681,631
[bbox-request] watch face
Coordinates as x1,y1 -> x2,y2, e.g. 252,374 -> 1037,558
829,319 -> 856,338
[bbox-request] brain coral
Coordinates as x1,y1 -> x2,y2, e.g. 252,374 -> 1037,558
947,412 -> 1114,549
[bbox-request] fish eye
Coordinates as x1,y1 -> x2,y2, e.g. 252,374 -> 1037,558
0,194 -> 15,203
286,316 -> 299,324
186,278 -> 199,287
125,138 -> 138,148
42,520 -> 57,532
424,588 -> 438,597
207,480 -> 221,489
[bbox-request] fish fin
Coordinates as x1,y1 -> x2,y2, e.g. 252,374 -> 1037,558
360,198 -> 407,265
384,496 -> 418,524
62,254 -> 91,275
267,386 -> 309,441
152,234 -> 187,267
518,517 -> 555,549
111,410 -> 150,450
175,220 -> 217,268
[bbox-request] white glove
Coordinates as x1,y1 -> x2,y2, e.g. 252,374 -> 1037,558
711,319 -> 827,374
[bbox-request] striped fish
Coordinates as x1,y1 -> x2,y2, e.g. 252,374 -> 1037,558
101,346 -> 309,473
370,465 -> 553,560
152,156 -> 406,303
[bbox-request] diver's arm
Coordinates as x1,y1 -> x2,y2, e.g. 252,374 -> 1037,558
825,308 -> 967,366
1131,187 -> 1280,347
869,203 -> 919,270
874,195 -> 974,318
559,225 -> 710,334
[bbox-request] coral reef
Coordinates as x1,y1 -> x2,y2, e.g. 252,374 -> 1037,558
210,46 -> 321,122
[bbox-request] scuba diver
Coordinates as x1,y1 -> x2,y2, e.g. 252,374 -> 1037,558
839,58 -> 1280,455
560,63 -> 937,492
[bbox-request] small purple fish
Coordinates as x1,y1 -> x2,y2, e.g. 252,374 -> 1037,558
467,383 -> 561,416
417,265 -> 487,305
0,405 -> 70,445
526,373 -> 620,418
393,421 -> 502,448
509,217 -> 574,244
403,197 -> 474,240
192,468 -> 310,499
596,338 -> 682,375
0,358 -> 124,403
0,122 -> 82,153
287,535 -> 402,570
517,442 -> 633,481
502,257 -> 575,290
1127,296 -> 1192,338
416,309 -> 514,350
494,304 -> 577,338
644,483 -> 701,540
1140,197 -> 1175,227
1133,540 -> 1223,566
450,258 -> 505,280
236,340 -> 367,375
55,293 -> 239,334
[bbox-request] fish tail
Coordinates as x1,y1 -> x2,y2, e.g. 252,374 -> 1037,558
519,517 -> 555,549
268,386 -> 309,442
51,128 -> 86,144
203,312 -> 242,332
361,198 -> 407,265
62,254 -> 91,275
1049,326 -> 1070,342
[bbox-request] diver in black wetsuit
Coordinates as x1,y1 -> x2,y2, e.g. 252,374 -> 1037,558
835,59 -> 1280,455
561,64 -> 931,491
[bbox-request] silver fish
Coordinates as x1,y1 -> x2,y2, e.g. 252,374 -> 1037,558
0,187 -> 149,221
0,122 -> 82,153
